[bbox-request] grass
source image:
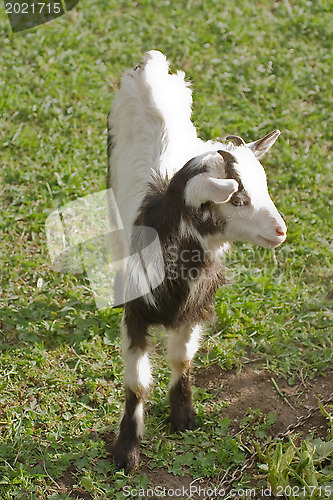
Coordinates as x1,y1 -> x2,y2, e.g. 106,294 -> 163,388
0,0 -> 332,498
256,403 -> 333,498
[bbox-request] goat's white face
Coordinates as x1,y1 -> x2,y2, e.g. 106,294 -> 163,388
219,146 -> 286,248
185,130 -> 287,249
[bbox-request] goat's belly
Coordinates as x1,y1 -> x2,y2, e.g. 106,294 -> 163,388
126,265 -> 226,329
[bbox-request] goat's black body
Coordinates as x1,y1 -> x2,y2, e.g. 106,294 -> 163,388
125,158 -> 227,337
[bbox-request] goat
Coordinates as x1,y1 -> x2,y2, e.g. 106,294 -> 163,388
107,50 -> 287,471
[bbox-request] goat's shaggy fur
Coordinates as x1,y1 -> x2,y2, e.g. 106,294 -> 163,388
107,51 -> 286,471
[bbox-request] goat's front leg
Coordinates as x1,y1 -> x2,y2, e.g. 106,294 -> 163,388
113,316 -> 152,471
168,324 -> 202,432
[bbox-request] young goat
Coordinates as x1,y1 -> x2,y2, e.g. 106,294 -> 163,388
107,51 -> 287,471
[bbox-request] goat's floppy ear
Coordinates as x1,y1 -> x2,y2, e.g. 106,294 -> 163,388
247,130 -> 281,159
185,174 -> 239,208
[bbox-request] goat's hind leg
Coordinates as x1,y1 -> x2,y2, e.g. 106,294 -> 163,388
113,316 -> 152,471
168,324 -> 202,432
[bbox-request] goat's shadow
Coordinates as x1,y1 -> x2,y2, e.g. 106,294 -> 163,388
0,286 -> 124,487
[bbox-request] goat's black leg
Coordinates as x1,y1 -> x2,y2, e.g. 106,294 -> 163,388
113,315 -> 151,471
168,324 -> 202,432
113,389 -> 143,471
169,368 -> 196,432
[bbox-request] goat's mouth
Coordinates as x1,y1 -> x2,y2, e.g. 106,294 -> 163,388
256,235 -> 286,248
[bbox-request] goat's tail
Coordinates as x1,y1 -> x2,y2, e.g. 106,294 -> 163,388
133,50 -> 194,128
116,50 -> 193,128
107,51 -> 198,177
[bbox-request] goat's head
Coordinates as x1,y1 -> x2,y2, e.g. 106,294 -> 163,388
184,130 -> 287,249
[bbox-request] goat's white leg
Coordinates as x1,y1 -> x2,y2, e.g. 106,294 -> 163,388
113,315 -> 152,471
167,324 -> 202,432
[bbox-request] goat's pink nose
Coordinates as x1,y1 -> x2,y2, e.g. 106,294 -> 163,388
276,227 -> 285,236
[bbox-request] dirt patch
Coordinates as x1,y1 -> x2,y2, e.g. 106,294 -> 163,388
58,464 -> 93,500
193,363 -> 333,438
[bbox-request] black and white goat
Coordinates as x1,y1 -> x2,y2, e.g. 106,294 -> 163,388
107,51 -> 287,471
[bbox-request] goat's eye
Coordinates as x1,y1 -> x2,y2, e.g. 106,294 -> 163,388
230,194 -> 250,207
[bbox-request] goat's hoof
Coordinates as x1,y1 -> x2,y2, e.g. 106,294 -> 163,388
170,406 -> 196,433
113,439 -> 140,472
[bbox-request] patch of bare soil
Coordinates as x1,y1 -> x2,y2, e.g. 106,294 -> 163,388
58,464 -> 93,500
193,364 -> 333,438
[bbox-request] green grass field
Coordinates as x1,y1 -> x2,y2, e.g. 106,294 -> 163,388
1,0 -> 332,498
